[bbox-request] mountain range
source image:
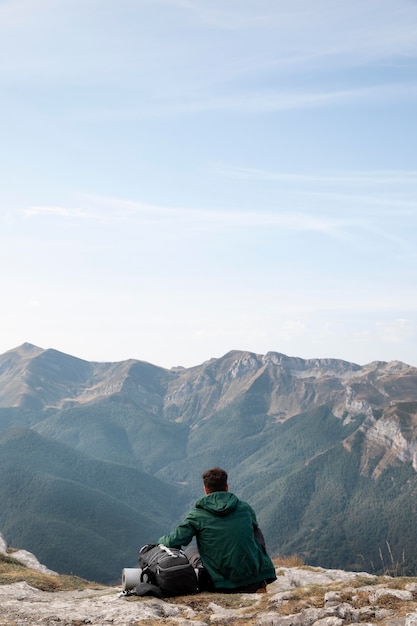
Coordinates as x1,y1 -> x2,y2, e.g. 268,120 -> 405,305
1,342 -> 416,582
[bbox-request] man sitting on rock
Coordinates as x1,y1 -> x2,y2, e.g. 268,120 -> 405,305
158,466 -> 277,593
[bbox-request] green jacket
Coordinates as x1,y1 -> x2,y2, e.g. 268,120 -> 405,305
158,491 -> 277,590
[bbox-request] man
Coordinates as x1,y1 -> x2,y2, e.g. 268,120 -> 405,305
158,467 -> 277,593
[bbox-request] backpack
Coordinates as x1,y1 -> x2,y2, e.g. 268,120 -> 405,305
137,544 -> 199,597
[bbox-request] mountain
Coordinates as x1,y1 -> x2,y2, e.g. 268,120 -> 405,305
1,343 -> 417,579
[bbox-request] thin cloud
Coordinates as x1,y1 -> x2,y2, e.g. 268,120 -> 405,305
211,165 -> 417,220
68,82 -> 417,120
1,0 -> 417,97
153,0 -> 417,80
23,196 -> 357,236
215,166 -> 417,187
24,206 -> 95,218
84,195 -> 366,234
175,83 -> 417,114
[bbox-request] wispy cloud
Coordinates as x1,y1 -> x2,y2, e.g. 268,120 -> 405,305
149,0 -> 417,86
23,196 -> 357,236
1,0 -> 417,98
178,83 -> 417,114
156,0 -> 417,45
213,165 -> 417,186
24,206 -> 97,219
66,82 -> 417,121
18,175 -> 417,261
210,165 -> 417,219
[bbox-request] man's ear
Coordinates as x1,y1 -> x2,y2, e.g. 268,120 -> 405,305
225,484 -> 229,492
204,486 -> 210,494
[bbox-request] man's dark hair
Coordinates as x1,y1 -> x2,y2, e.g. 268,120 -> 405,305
202,467 -> 228,493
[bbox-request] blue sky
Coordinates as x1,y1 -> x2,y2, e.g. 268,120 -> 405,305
1,0 -> 416,368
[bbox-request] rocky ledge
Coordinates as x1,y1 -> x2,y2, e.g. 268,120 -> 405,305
2,565 -> 417,626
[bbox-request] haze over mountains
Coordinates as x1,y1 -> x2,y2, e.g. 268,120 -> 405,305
1,343 -> 417,583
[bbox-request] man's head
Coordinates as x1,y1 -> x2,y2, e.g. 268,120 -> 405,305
202,467 -> 228,494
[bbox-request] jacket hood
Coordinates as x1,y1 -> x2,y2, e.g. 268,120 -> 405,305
195,491 -> 239,516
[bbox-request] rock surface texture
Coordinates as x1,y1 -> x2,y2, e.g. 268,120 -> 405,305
2,566 -> 417,626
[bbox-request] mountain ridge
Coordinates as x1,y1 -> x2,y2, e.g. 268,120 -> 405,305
1,342 -> 417,580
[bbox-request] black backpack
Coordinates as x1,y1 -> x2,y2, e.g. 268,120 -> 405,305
137,544 -> 198,597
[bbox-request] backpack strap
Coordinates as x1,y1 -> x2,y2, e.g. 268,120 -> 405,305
158,545 -> 184,558
134,582 -> 163,597
140,566 -> 151,583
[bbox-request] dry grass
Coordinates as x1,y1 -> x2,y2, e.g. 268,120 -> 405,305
275,579 -> 417,619
350,575 -> 382,587
130,589 -> 267,608
0,553 -> 104,592
127,589 -> 271,626
132,622 -> 192,626
128,611 -> 234,625
273,554 -> 304,568
379,575 -> 417,589
277,583 -> 329,615
350,574 -> 417,589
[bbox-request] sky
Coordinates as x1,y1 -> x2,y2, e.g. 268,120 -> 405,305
1,0 -> 416,369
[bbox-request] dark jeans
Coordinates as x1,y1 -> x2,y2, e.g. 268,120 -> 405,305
185,546 -> 215,591
185,547 -> 266,594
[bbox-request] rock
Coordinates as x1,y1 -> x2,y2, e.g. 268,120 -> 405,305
208,600 -> 256,623
333,602 -> 360,622
269,590 -> 296,606
370,588 -> 414,602
312,618 -> 343,626
0,581 -> 196,625
324,591 -> 342,606
257,614 -> 288,625
5,548 -> 58,575
386,619 -> 407,626
1,561 -> 417,625
0,533 -> 7,553
271,567 -> 372,590
0,533 -> 57,575
406,613 -> 417,626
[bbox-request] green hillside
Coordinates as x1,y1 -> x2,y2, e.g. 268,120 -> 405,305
29,398 -> 189,473
0,429 -> 187,583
